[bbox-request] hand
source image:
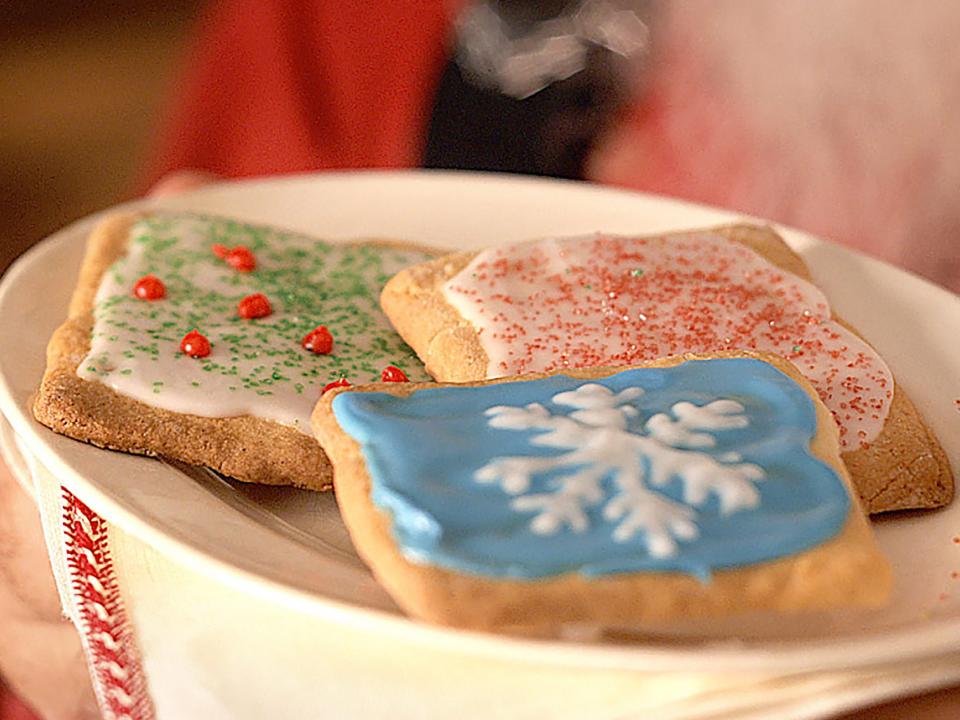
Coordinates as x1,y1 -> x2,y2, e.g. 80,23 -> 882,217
0,169 -> 218,720
0,457 -> 99,720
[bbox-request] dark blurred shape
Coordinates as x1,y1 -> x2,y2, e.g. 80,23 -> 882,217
0,0 -> 201,275
0,0 -> 198,37
424,0 -> 653,179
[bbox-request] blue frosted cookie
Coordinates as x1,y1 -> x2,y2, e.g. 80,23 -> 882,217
312,352 -> 890,630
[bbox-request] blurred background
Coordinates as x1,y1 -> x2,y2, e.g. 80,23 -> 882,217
2,0 -> 958,290
0,0 -> 201,273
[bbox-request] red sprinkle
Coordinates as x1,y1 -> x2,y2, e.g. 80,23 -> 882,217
322,377 -> 351,395
446,235 -> 894,451
133,274 -> 165,300
381,365 -> 409,382
225,246 -> 256,272
302,325 -> 334,354
237,293 -> 272,319
211,243 -> 229,259
180,330 -> 211,358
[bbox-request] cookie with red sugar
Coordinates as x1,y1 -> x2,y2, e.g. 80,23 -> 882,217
380,224 -> 952,514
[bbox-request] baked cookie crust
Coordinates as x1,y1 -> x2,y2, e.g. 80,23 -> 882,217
33,212 -> 436,490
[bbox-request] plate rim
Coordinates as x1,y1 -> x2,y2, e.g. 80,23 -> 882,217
1,169 -> 959,674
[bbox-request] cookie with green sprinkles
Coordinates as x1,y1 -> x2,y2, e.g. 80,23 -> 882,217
33,210 -> 438,490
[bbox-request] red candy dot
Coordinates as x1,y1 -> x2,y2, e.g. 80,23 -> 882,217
133,274 -> 165,300
225,246 -> 256,272
237,293 -> 272,319
381,365 -> 409,382
302,326 -> 334,354
322,377 -> 351,395
211,243 -> 229,259
180,330 -> 211,358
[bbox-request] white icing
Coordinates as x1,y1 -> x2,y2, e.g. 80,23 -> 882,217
474,384 -> 765,558
442,232 -> 894,448
77,214 -> 431,431
644,399 -> 749,449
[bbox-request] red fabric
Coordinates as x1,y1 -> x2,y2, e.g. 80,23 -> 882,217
142,0 -> 461,189
141,0 -> 715,198
0,683 -> 40,720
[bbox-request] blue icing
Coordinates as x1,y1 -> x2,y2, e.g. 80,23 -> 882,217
332,358 -> 850,580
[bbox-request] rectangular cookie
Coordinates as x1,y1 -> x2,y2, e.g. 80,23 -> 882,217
314,352 -> 891,631
380,224 -> 953,514
33,211 -> 436,490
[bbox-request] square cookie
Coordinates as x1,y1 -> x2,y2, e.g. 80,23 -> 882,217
33,211 -> 435,490
380,224 -> 953,513
314,352 -> 891,631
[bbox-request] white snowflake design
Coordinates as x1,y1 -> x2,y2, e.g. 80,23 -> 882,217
474,384 -> 765,559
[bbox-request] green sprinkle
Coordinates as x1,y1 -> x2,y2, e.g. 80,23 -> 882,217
630,268 -> 645,277
88,215 -> 435,407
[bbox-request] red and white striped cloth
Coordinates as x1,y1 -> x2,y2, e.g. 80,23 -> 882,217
59,491 -> 153,720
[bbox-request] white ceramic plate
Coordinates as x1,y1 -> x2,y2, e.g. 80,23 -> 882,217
1,171 -> 958,674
